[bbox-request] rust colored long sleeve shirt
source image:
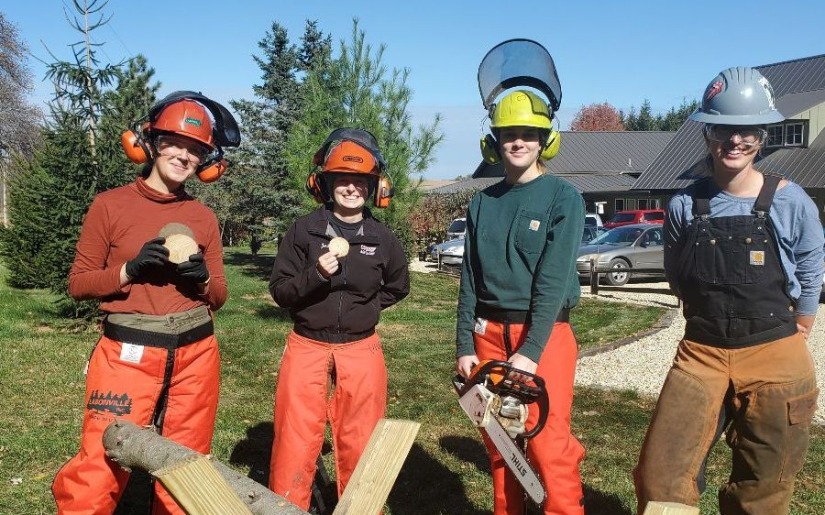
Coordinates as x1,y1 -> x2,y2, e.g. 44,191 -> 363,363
68,177 -> 227,314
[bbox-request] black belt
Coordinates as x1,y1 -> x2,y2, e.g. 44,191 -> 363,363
475,306 -> 570,324
103,320 -> 214,349
294,326 -> 376,344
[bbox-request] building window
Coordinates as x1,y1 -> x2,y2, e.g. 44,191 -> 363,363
638,199 -> 650,209
615,199 -> 625,211
766,125 -> 783,147
784,122 -> 804,146
765,121 -> 807,148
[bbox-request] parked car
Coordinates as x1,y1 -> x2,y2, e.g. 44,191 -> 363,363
581,226 -> 607,245
446,217 -> 467,240
585,213 -> 604,228
576,224 -> 665,286
432,238 -> 464,266
603,209 -> 665,229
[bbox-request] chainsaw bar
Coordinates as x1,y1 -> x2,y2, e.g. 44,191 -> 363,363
454,373 -> 547,504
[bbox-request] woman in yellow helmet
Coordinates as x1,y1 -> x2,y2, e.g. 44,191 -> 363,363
456,88 -> 586,515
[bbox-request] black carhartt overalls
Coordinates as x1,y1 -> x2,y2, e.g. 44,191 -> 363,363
634,175 -> 819,515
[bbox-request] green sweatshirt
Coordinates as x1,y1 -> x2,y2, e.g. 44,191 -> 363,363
456,174 -> 585,362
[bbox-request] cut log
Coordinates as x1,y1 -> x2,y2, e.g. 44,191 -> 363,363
102,420 -> 308,515
643,501 -> 700,515
332,418 -> 420,515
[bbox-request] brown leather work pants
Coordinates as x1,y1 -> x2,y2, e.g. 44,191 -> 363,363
634,333 -> 818,515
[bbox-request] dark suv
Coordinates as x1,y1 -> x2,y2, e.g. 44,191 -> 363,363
603,209 -> 665,229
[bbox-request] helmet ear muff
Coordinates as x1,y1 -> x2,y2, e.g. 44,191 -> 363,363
196,158 -> 228,183
374,175 -> 393,208
305,171 -> 327,203
540,128 -> 561,161
480,133 -> 501,164
121,125 -> 152,164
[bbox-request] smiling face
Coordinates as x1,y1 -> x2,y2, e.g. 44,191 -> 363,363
330,173 -> 370,217
705,124 -> 763,175
147,134 -> 212,192
498,126 -> 542,174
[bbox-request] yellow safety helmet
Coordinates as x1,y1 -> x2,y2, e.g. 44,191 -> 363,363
481,90 -> 560,163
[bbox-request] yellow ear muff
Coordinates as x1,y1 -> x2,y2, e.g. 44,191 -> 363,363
540,128 -> 561,161
479,133 -> 500,164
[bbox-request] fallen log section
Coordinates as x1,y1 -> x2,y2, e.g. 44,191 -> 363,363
103,417 -> 421,515
102,419 -> 308,515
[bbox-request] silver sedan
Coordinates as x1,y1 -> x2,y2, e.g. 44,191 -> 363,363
576,224 -> 665,286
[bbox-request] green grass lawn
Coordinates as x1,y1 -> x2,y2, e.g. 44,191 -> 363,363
1,247 -> 822,514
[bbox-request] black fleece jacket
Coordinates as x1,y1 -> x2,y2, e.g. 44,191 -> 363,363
269,206 -> 410,343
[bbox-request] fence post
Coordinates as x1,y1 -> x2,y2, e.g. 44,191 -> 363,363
589,258 -> 599,295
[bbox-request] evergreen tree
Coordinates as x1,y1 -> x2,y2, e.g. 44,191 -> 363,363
0,2 -> 158,319
197,20 -> 333,246
286,20 -> 442,256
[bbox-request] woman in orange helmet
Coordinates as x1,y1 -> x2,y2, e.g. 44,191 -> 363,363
52,92 -> 239,515
268,128 -> 409,511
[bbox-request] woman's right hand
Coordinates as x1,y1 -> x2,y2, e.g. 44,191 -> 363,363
316,251 -> 340,279
456,354 -> 480,379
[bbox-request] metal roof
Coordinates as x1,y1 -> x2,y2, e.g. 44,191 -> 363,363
448,131 -> 675,194
635,53 -> 825,191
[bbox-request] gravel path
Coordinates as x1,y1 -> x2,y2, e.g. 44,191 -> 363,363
409,261 -> 824,425
575,281 -> 825,426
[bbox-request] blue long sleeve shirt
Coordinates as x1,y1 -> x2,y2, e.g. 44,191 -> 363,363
664,179 -> 824,316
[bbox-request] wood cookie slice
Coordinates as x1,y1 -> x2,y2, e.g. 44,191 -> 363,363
329,237 -> 350,257
158,223 -> 198,264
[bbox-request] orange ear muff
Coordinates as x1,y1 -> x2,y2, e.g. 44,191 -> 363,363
121,128 -> 152,164
479,133 -> 500,164
374,175 -> 393,208
196,158 -> 228,183
305,171 -> 326,203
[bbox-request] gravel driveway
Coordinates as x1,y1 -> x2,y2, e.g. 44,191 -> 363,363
575,281 -> 825,426
409,261 -> 824,424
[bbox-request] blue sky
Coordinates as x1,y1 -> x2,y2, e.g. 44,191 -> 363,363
4,1 -> 825,179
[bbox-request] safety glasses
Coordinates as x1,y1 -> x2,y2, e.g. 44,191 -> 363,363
703,125 -> 766,147
155,134 -> 212,164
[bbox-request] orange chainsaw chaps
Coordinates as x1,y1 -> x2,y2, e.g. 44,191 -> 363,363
473,320 -> 585,515
269,330 -> 387,511
52,335 -> 220,515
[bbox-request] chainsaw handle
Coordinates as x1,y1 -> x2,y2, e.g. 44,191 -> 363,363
522,374 -> 548,440
468,360 -> 549,440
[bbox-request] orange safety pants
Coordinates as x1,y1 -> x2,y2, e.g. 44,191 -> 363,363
52,334 -> 220,515
269,330 -> 387,511
474,320 -> 585,515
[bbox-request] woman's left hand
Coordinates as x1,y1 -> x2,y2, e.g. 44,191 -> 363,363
507,353 -> 537,380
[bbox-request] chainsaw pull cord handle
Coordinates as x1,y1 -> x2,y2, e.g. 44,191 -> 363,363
468,360 -> 549,440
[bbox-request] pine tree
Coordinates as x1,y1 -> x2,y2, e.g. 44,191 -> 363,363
286,20 -> 443,255
0,1 -> 159,318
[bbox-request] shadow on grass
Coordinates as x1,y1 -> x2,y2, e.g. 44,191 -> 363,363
439,434 -> 490,474
583,486 -> 633,515
388,443 -> 487,515
224,251 -> 276,280
254,303 -> 293,322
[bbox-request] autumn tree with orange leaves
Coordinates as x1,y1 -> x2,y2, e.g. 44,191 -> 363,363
570,102 -> 625,131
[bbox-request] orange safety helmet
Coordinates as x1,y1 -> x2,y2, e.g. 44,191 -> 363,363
151,99 -> 216,149
121,91 -> 241,183
305,128 -> 394,208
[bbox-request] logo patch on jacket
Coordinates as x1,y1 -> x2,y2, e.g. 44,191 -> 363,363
360,244 -> 377,256
749,250 -> 765,266
529,220 -> 541,231
87,390 -> 132,415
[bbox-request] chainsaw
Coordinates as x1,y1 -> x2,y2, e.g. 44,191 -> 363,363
453,360 -> 549,504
